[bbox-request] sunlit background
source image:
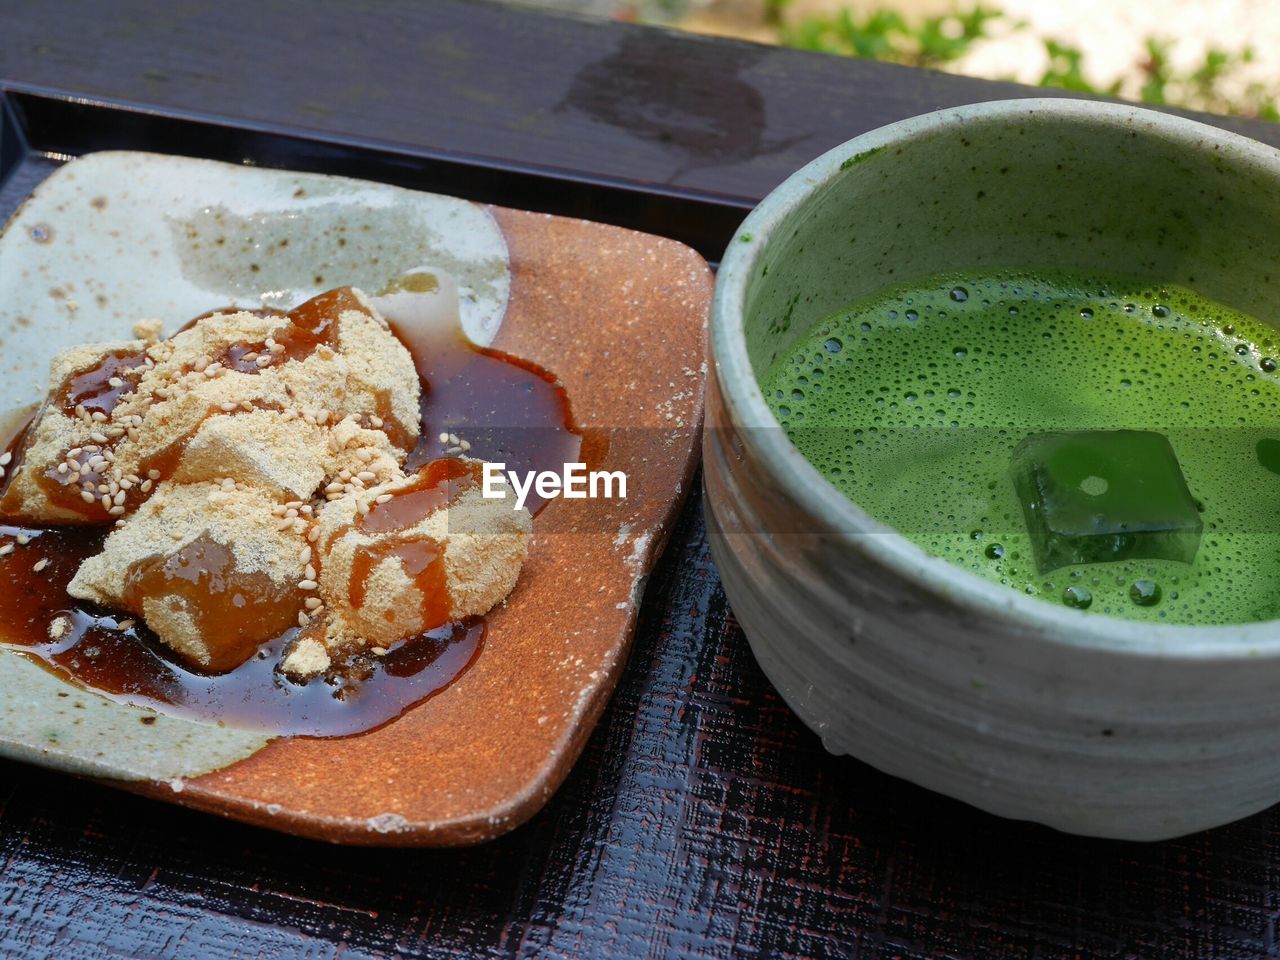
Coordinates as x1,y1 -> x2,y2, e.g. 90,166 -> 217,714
519,0 -> 1280,119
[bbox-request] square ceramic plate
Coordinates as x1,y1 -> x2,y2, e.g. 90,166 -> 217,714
0,151 -> 711,845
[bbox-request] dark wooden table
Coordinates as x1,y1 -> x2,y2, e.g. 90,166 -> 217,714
4,2 -> 1280,957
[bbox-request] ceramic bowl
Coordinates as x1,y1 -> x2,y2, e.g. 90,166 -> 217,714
705,98 -> 1280,840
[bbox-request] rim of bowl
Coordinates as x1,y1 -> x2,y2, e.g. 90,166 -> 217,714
713,96 -> 1280,660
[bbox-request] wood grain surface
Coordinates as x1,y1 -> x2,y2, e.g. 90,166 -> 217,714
5,1 -> 1280,957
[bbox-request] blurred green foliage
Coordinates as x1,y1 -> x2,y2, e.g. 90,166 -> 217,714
779,4 -> 1001,70
771,2 -> 1279,120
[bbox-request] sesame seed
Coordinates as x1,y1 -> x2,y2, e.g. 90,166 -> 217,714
298,579 -> 318,591
220,402 -> 237,412
307,526 -> 320,543
0,545 -> 12,557
108,377 -> 124,388
108,505 -> 125,516
90,432 -> 109,445
57,463 -> 68,475
17,535 -> 30,545
375,494 -> 393,504
297,611 -> 311,628
81,490 -> 96,504
277,518 -> 295,531
299,546 -> 312,563
148,470 -> 161,480
357,471 -> 376,483
0,452 -> 11,467
304,597 -> 322,611
113,491 -> 127,506
438,432 -> 450,444
140,479 -> 153,493
101,494 -> 112,510
32,558 -> 49,573
304,564 -> 317,581
117,619 -> 136,631
91,411 -> 108,422
370,416 -> 384,428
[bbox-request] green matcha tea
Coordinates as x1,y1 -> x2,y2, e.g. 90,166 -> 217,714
761,271 -> 1280,624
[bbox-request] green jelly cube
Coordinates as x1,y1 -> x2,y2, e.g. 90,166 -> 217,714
1011,430 -> 1202,573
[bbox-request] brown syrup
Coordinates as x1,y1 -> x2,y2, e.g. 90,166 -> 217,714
0,285 -> 583,737
0,412 -> 484,736
346,458 -> 481,629
59,348 -> 148,417
0,518 -> 483,736
360,457 -> 479,536
381,325 -> 584,514
120,536 -> 303,672
15,290 -> 382,523
350,540 -> 448,625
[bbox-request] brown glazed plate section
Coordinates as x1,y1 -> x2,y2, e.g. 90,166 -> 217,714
0,155 -> 712,846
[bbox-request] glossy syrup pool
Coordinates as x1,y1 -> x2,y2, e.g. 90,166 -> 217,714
0,295 -> 581,737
